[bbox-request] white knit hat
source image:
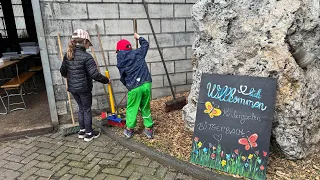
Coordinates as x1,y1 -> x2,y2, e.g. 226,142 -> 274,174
72,29 -> 92,46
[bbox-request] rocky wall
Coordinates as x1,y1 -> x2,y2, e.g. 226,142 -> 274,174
183,0 -> 320,159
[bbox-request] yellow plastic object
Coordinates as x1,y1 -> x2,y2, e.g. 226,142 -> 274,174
105,70 -> 115,113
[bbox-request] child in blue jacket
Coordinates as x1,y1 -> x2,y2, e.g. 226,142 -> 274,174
116,33 -> 153,139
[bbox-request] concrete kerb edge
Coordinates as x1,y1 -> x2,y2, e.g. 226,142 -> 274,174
0,126 -> 54,142
93,119 -> 236,180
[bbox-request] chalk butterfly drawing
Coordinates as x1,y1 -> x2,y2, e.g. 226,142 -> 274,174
238,133 -> 258,150
204,101 -> 222,118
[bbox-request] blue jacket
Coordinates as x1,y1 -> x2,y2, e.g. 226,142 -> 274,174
117,37 -> 152,91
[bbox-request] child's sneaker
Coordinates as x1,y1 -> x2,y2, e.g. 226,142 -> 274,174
123,128 -> 134,138
144,128 -> 154,139
84,131 -> 100,142
78,129 -> 85,139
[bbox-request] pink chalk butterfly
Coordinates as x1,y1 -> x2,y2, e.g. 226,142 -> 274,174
238,133 -> 258,151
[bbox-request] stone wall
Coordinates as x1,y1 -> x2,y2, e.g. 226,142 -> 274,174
39,0 -> 195,116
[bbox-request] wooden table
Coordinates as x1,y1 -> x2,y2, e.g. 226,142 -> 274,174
0,54 -> 31,77
0,60 -> 20,114
15,54 -> 31,60
0,60 -> 20,82
14,54 -> 33,72
0,60 -> 19,70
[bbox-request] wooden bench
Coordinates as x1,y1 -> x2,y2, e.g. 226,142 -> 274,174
1,72 -> 35,89
29,66 -> 43,72
1,72 -> 36,112
29,65 -> 43,83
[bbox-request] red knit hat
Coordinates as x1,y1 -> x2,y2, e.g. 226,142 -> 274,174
116,39 -> 132,51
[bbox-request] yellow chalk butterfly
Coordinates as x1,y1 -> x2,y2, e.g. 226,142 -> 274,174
204,101 -> 222,118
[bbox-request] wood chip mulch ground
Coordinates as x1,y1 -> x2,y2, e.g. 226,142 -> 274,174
98,92 -> 320,180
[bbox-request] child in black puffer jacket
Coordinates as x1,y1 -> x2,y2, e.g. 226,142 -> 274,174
60,29 -> 109,142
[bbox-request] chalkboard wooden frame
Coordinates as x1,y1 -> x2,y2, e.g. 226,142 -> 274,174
190,73 -> 277,180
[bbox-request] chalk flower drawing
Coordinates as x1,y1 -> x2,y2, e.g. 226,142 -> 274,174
242,156 -> 247,161
257,157 -> 262,164
220,151 -> 224,158
245,163 -> 249,168
255,150 -> 259,156
221,160 -> 227,167
190,137 -> 268,180
234,149 -> 239,155
226,154 -> 231,160
204,101 -> 222,118
211,153 -> 216,159
263,151 -> 267,157
194,137 -> 199,142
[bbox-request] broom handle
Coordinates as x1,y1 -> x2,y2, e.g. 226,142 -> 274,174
95,24 -> 108,71
90,47 -> 111,110
57,34 -> 75,125
90,47 -> 99,67
111,19 -> 135,111
134,19 -> 138,49
110,19 -> 139,112
95,24 -> 119,115
112,19 -> 137,112
142,0 -> 176,99
115,92 -> 127,112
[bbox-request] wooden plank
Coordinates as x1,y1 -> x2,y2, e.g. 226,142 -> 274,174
29,66 -> 43,71
1,72 -> 35,88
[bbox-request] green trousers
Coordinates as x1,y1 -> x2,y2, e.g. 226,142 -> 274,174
126,82 -> 153,129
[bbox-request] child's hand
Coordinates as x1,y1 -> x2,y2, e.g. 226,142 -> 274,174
134,33 -> 140,40
108,78 -> 111,84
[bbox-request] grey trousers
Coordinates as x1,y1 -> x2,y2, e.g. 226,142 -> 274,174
71,91 -> 93,133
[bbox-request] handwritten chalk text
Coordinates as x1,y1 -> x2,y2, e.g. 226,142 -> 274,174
222,108 -> 261,124
197,122 -> 246,136
207,83 -> 267,111
238,85 -> 262,99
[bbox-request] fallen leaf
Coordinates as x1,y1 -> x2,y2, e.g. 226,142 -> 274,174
290,161 -> 297,167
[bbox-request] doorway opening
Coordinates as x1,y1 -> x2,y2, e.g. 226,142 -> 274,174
0,0 -> 53,140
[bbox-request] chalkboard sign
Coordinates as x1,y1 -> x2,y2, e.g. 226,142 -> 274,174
190,73 -> 277,180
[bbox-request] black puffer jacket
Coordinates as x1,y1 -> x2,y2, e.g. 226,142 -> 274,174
60,46 -> 109,93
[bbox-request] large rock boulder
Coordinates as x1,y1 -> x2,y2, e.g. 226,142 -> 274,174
182,0 -> 320,159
